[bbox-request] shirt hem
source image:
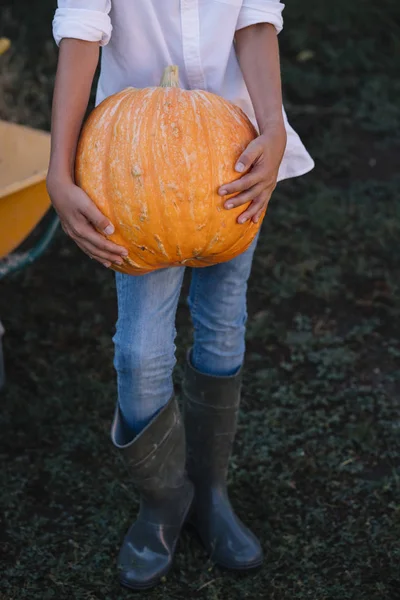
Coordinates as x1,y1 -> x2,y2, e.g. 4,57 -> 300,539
277,158 -> 315,183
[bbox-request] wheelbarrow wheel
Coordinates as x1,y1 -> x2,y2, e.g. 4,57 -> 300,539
0,214 -> 60,279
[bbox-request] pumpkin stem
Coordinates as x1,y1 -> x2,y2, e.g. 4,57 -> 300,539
160,65 -> 180,88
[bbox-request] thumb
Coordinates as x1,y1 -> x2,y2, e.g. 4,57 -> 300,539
78,188 -> 115,235
235,137 -> 263,173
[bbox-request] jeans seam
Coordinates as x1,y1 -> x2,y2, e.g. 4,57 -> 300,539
189,269 -> 204,365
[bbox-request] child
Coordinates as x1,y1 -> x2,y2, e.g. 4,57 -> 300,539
48,0 -> 314,591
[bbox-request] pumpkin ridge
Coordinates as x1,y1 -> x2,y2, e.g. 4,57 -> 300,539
76,89 -> 133,228
186,91 -> 216,260
150,87 -> 174,265
104,91 -> 136,246
191,91 -> 216,261
109,89 -> 161,271
130,88 -> 166,270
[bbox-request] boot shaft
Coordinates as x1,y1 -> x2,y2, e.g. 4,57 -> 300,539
182,349 -> 243,487
111,395 -> 187,492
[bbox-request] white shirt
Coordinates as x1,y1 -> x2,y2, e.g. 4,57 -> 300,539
53,0 -> 314,182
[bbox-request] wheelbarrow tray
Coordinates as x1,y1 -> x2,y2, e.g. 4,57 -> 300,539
0,120 -> 59,389
0,119 -> 52,260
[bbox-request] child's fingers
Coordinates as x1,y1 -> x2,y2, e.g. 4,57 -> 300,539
75,239 -> 122,266
237,190 -> 271,224
65,218 -> 126,264
223,183 -> 265,210
78,190 -> 116,236
79,226 -> 128,256
218,172 -> 259,197
234,137 -> 264,174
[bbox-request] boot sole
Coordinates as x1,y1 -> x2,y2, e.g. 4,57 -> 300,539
119,482 -> 195,591
119,563 -> 172,591
212,555 -> 264,571
184,519 -> 264,572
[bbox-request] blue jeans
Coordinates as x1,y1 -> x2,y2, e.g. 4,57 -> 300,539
113,229 -> 260,434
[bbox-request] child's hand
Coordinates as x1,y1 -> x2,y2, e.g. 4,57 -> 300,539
47,176 -> 128,267
218,122 -> 287,224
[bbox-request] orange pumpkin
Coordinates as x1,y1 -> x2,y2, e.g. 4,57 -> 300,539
75,65 -> 263,275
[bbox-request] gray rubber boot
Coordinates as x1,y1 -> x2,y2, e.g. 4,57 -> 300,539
111,395 -> 194,590
182,349 -> 263,570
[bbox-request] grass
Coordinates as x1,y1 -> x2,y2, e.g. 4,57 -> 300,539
1,0 -> 400,598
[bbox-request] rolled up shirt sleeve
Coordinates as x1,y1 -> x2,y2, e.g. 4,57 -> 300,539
53,0 -> 112,47
236,0 -> 285,34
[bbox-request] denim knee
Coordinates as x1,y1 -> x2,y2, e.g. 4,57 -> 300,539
113,341 -> 176,388
190,313 -> 247,375
113,341 -> 176,433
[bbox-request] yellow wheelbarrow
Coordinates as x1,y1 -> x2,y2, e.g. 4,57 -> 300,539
0,119 -> 60,388
0,38 -> 59,388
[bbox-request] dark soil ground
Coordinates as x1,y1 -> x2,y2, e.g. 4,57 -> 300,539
1,1 -> 400,599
